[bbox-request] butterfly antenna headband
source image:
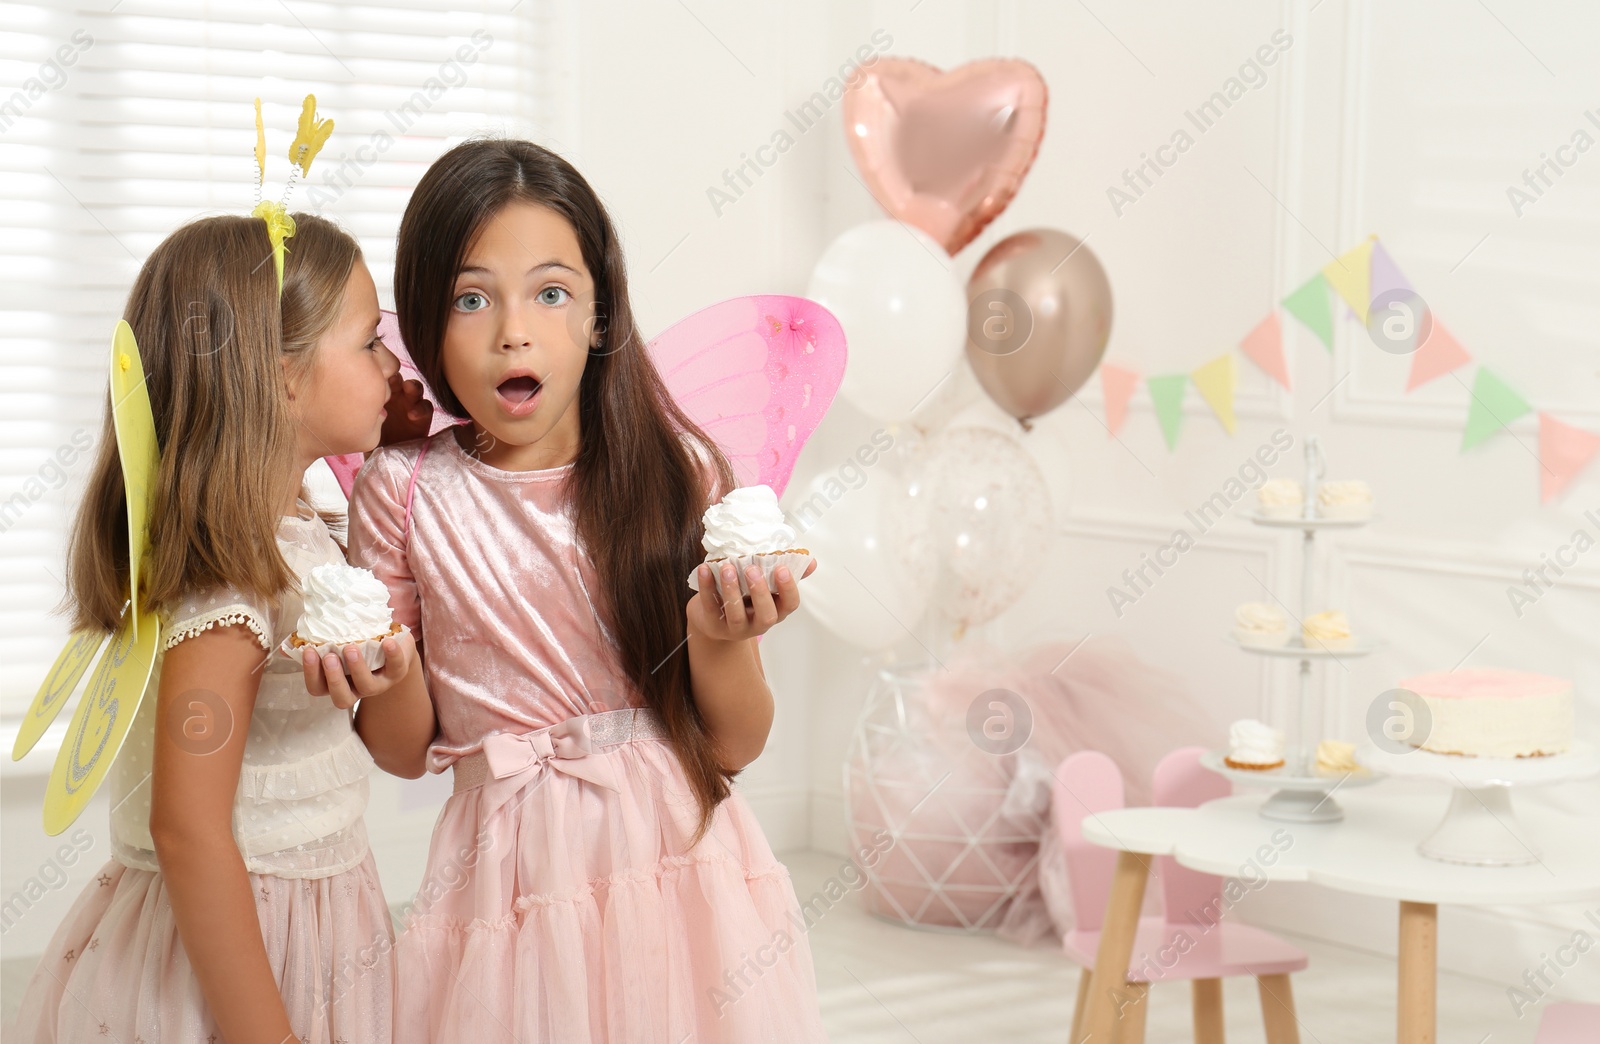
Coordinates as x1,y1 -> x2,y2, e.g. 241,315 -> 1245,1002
251,94 -> 334,295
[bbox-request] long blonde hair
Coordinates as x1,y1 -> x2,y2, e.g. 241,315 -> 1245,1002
63,212 -> 361,634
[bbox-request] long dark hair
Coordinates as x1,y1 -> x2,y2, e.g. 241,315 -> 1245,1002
395,139 -> 738,843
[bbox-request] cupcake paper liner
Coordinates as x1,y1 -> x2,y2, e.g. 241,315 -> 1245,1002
687,550 -> 815,597
278,622 -> 408,674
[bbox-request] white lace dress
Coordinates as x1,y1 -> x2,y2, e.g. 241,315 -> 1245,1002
13,500 -> 396,1044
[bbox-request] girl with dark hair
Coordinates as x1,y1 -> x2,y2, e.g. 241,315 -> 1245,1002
328,139 -> 828,1042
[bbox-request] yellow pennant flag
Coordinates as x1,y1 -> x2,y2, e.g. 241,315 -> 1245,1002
1190,353 -> 1238,434
1322,236 -> 1375,323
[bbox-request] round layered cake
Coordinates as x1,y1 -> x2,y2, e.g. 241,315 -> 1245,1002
1400,668 -> 1573,758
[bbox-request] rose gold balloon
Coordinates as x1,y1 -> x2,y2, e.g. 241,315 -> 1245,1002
965,229 -> 1113,427
842,58 -> 1047,255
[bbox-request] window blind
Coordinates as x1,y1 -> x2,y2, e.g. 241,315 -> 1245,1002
0,0 -> 569,714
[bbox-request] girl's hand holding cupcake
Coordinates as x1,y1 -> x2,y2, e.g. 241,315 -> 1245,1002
291,562 -> 420,709
688,484 -> 817,641
301,630 -> 419,710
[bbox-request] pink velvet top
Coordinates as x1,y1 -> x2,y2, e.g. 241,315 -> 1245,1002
347,429 -> 719,774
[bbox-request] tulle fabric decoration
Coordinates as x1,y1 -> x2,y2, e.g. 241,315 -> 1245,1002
843,636 -> 1219,945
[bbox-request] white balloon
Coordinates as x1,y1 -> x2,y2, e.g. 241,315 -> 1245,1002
790,470 -> 931,651
806,221 -> 967,422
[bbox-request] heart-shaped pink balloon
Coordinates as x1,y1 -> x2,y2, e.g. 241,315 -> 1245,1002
843,58 -> 1047,255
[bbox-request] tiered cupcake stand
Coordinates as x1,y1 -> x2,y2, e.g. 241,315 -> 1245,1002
1205,435 -> 1381,822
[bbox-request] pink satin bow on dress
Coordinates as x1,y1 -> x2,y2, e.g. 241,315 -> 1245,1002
480,716 -> 622,801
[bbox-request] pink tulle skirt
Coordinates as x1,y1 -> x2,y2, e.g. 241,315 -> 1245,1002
395,737 -> 827,1043
12,850 -> 394,1043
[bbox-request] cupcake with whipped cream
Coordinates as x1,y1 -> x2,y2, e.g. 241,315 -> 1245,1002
1225,719 -> 1285,771
1316,480 -> 1373,520
1235,602 -> 1289,648
688,484 -> 814,597
282,562 -> 403,672
1302,609 -> 1354,651
1314,739 -> 1361,775
1257,478 -> 1304,520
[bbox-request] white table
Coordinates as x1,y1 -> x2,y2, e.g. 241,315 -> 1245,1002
1075,781 -> 1600,1043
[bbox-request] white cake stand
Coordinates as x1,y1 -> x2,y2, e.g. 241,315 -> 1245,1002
1214,436 -> 1383,823
1200,750 -> 1381,822
1356,741 -> 1600,866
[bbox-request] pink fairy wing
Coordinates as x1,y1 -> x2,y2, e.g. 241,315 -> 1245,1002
646,295 -> 847,498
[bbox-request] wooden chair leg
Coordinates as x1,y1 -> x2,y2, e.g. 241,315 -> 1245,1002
1070,967 -> 1092,1042
1192,977 -> 1225,1043
1398,901 -> 1437,1044
1257,973 -> 1301,1044
1113,981 -> 1148,1044
1081,851 -> 1152,1042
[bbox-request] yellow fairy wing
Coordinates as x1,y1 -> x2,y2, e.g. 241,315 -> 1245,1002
254,97 -> 266,183
288,93 -> 333,175
43,604 -> 160,835
110,319 -> 158,639
10,629 -> 106,760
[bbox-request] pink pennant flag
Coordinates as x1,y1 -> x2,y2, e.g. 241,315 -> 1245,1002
1538,413 -> 1600,503
1101,364 -> 1141,436
1406,320 -> 1472,391
1239,313 -> 1290,390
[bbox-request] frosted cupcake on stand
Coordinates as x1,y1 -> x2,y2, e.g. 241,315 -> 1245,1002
281,561 -> 404,673
1257,478 -> 1304,520
1316,480 -> 1373,520
1234,602 -> 1290,648
688,484 -> 815,597
1302,609 -> 1355,651
1225,719 -> 1286,771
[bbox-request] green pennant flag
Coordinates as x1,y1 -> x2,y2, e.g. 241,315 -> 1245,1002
1146,374 -> 1188,451
1281,273 -> 1334,351
1461,367 -> 1532,450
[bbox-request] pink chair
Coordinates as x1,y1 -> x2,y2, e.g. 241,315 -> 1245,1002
1055,748 -> 1309,1043
1535,1002 -> 1600,1041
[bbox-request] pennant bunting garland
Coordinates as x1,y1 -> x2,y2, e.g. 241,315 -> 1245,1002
1190,354 -> 1237,434
1281,273 -> 1334,351
1406,320 -> 1472,391
1239,313 -> 1290,390
1091,234 -> 1597,500
1461,367 -> 1533,450
1322,236 -> 1375,323
1100,364 -> 1141,436
1537,413 -> 1600,503
1145,374 -> 1189,451
1367,240 -> 1414,304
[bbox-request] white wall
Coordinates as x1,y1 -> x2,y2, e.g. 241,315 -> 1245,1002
782,0 -> 1600,999
4,0 -> 1598,1003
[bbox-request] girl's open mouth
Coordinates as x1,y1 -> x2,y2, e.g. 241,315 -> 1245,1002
496,375 -> 542,416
